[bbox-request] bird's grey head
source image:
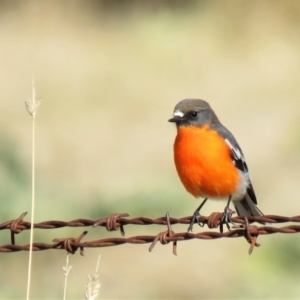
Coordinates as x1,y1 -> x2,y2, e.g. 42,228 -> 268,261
168,98 -> 219,127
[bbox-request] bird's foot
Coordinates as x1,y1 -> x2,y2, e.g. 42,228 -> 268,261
220,207 -> 235,233
187,210 -> 204,232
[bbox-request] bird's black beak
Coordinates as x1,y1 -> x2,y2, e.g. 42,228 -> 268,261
168,116 -> 182,123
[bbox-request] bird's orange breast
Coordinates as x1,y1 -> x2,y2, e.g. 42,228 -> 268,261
174,125 -> 240,198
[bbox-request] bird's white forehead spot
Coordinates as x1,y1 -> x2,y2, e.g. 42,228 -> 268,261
173,109 -> 184,117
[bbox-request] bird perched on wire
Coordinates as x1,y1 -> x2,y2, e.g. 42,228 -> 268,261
169,99 -> 264,232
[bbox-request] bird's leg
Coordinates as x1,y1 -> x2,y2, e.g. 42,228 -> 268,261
187,198 -> 208,232
220,195 -> 234,233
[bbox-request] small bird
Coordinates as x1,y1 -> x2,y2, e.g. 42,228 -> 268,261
169,99 -> 264,232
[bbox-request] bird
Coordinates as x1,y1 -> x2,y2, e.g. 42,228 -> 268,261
168,98 -> 264,232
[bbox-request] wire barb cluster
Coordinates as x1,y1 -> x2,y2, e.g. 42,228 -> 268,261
1,212 -> 300,255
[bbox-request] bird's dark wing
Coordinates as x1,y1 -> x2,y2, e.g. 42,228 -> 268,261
212,123 -> 258,205
224,138 -> 257,205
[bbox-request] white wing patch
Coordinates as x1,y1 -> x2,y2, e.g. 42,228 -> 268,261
225,138 -> 250,201
225,139 -> 244,166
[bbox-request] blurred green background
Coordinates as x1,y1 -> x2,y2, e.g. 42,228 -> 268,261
1,0 -> 300,299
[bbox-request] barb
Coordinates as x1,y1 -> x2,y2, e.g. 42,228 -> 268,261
149,212 -> 177,255
232,216 -> 261,254
9,212 -> 28,244
93,213 -> 128,236
53,231 -> 88,256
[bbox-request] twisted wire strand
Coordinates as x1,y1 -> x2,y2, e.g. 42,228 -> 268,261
0,212 -> 299,254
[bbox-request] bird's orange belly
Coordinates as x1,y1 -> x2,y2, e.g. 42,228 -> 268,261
174,126 -> 240,198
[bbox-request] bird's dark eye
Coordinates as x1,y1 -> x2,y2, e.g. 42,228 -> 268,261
188,111 -> 198,119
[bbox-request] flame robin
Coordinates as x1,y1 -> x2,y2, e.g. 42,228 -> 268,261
169,99 -> 264,232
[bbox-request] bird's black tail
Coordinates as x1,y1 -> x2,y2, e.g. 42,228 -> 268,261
233,194 -> 265,223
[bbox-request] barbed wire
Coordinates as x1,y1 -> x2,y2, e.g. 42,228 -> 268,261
1,211 -> 300,255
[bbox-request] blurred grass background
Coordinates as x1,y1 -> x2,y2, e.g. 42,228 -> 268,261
1,0 -> 300,299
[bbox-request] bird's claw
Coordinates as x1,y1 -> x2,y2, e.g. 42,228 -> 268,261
220,207 -> 234,233
188,210 -> 204,232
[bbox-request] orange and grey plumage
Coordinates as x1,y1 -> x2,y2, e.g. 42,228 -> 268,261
169,99 -> 263,228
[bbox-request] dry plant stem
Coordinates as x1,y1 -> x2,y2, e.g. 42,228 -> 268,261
84,255 -> 101,300
63,254 -> 72,300
25,77 -> 40,300
26,117 -> 35,300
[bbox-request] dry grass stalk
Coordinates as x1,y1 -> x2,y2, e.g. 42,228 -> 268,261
25,76 -> 40,300
84,255 -> 101,300
63,254 -> 72,300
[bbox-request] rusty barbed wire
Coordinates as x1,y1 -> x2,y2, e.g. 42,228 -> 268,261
1,211 -> 300,255
1,224 -> 300,254
1,212 -> 299,233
